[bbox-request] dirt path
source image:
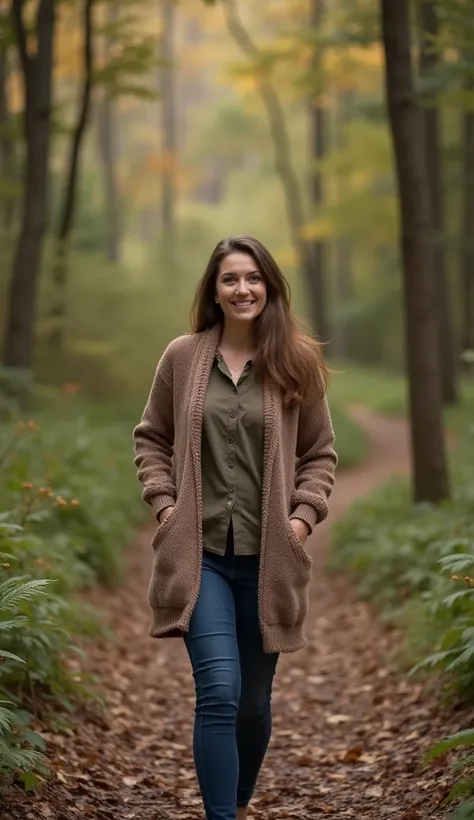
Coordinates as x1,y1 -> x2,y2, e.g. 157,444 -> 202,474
4,411 -> 462,820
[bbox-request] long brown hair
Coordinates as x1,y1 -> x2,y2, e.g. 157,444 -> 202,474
190,236 -> 329,405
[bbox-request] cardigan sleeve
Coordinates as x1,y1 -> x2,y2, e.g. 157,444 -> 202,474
289,391 -> 337,533
133,346 -> 176,519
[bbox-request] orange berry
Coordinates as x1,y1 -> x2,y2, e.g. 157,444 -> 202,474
26,420 -> 39,431
56,496 -> 67,507
70,499 -> 80,507
16,421 -> 26,431
21,482 -> 34,490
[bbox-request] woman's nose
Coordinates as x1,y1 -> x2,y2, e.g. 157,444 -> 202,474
235,278 -> 249,294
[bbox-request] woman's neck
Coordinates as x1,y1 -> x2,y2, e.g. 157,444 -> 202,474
219,321 -> 253,352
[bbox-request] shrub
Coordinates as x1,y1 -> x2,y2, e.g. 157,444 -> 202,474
0,391 -> 145,791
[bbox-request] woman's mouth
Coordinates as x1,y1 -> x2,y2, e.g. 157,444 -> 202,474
232,300 -> 255,308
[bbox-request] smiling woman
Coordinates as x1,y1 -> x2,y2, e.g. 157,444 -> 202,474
133,234 -> 337,820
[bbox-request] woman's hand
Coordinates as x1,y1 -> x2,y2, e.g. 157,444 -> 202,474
290,518 -> 310,544
159,505 -> 175,524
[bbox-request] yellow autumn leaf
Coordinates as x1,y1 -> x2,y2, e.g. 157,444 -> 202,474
300,217 -> 335,241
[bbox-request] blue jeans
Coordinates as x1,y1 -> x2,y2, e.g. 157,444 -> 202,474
184,530 -> 279,820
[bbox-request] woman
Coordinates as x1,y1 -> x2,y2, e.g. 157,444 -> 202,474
133,235 -> 337,820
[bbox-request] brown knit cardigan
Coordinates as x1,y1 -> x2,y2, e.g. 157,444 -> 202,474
133,326 -> 337,654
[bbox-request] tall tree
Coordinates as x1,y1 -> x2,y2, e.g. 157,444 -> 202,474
160,0 -> 177,256
224,0 -> 320,335
96,2 -> 121,265
380,0 -> 449,502
48,0 -> 94,350
461,102 -> 474,360
2,0 -> 55,370
332,89 -> 355,360
308,0 -> 330,342
0,35 -> 16,231
418,0 -> 458,403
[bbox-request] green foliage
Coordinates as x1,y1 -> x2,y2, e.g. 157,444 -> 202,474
0,391 -> 144,791
330,404 -> 367,468
331,415 -> 474,817
0,568 -> 51,788
424,730 -> 474,817
330,419 -> 474,680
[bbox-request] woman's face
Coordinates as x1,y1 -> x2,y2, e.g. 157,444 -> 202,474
215,252 -> 267,326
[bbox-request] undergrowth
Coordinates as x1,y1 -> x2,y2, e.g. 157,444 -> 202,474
330,417 -> 474,817
0,387 -> 143,791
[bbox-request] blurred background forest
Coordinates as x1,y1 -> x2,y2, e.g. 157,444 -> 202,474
0,0 -> 471,406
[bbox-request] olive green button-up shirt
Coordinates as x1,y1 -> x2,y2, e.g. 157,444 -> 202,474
201,353 -> 264,556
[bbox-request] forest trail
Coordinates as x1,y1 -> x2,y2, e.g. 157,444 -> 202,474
4,410 -> 460,820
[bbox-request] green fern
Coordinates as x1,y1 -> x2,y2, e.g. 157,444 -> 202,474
0,577 -> 51,786
0,577 -> 52,612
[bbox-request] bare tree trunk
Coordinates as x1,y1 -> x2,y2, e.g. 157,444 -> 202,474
461,106 -> 474,359
0,44 -> 16,230
2,0 -> 55,370
97,91 -> 121,264
380,0 -> 449,502
308,0 -> 329,342
332,89 -> 355,359
418,0 -> 458,403
224,0 -> 316,330
161,0 -> 177,258
48,0 -> 94,351
96,2 -> 121,264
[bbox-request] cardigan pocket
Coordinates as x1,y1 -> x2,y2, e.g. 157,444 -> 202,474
148,500 -> 196,611
284,519 -> 313,570
151,503 -> 178,549
264,524 -> 312,628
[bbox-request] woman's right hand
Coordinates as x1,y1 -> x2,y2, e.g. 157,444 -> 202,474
159,505 -> 175,524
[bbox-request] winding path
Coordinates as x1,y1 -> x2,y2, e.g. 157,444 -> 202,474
5,411 -> 460,820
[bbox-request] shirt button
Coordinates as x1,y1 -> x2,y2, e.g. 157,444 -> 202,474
229,437 -> 235,444
233,387 -> 238,394
229,463 -> 235,469
230,412 -> 236,419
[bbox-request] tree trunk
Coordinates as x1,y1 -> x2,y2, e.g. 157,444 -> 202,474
380,0 -> 449,502
224,0 -> 316,332
97,92 -> 121,264
2,0 -> 55,370
332,89 -> 355,360
96,2 -> 121,265
48,0 -> 94,351
308,0 -> 329,342
461,107 -> 474,359
0,44 -> 16,230
161,0 -> 177,258
418,0 -> 458,403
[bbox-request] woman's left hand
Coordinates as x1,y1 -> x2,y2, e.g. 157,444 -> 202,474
290,518 -> 310,544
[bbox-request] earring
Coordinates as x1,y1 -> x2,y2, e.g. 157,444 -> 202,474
215,298 -> 219,304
